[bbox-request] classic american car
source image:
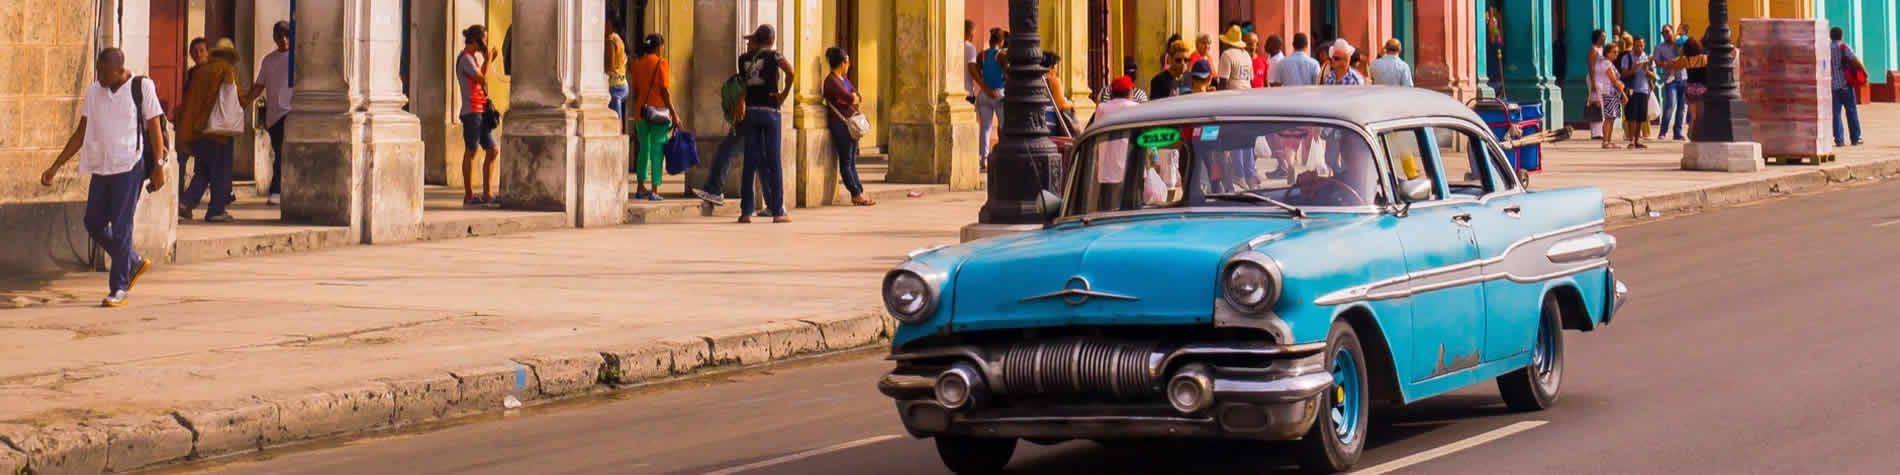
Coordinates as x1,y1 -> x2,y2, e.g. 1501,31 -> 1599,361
877,87 -> 1629,474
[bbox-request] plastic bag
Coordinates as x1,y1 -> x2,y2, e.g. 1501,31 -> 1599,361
205,81 -> 244,136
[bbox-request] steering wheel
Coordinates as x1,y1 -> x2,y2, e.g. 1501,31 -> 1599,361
1297,176 -> 1366,206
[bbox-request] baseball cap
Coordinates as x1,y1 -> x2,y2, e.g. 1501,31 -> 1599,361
745,25 -> 775,43
1110,76 -> 1134,94
1189,59 -> 1213,79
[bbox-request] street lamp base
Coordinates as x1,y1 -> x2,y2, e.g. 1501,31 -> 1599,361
960,223 -> 1044,243
1681,142 -> 1765,172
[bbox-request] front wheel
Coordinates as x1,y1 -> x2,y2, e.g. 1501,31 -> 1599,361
1497,297 -> 1565,411
1295,321 -> 1370,473
934,436 -> 1017,474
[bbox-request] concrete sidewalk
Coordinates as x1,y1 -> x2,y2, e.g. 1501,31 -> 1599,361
3,107 -> 1899,474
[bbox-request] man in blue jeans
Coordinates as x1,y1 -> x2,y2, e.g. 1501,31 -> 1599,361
39,48 -> 168,307
1831,27 -> 1865,147
1654,24 -> 1688,141
728,25 -> 795,223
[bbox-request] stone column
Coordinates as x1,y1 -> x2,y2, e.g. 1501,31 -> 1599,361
1623,0 -> 1668,48
789,0 -> 838,208
498,0 -> 628,228
1475,0 -> 1492,96
1256,0 -> 1314,57
409,1 -> 459,186
1501,0 -> 1563,128
1042,0 -> 1097,126
1866,0 -> 1899,101
1415,0 -> 1478,101
283,0 -> 425,243
887,0 -> 981,191
1336,0 -> 1393,61
1561,0 -> 1609,125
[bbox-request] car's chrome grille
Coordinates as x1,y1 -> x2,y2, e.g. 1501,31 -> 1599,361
999,339 -> 1156,398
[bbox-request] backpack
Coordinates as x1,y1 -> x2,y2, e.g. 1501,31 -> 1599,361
129,76 -> 166,181
719,73 -> 745,124
1840,44 -> 1869,88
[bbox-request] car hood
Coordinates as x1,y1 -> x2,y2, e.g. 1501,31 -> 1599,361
947,215 -> 1304,332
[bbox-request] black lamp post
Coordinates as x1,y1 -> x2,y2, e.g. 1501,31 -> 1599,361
1691,0 -> 1753,142
978,0 -> 1063,225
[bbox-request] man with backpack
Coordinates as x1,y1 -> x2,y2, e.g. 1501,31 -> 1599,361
1831,26 -> 1865,147
974,28 -> 1006,170
38,48 -> 169,307
695,25 -> 794,224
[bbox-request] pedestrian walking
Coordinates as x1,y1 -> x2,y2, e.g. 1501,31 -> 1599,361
242,22 -> 292,206
823,47 -> 875,207
1831,26 -> 1866,147
734,25 -> 794,223
1653,24 -> 1687,141
963,20 -> 980,105
606,23 -> 630,120
1269,33 -> 1320,87
629,34 -> 677,201
1217,26 -> 1253,90
175,39 -> 240,223
974,28 -> 1006,171
1371,39 -> 1413,87
1586,30 -> 1608,140
1320,41 -> 1366,85
1620,36 -> 1654,149
176,37 -> 207,197
1098,56 -> 1149,103
1151,42 -> 1191,100
457,25 -> 501,206
38,48 -> 166,307
1594,43 -> 1627,149
1188,59 -> 1215,93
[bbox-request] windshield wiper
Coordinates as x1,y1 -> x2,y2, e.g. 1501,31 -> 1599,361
1204,192 -> 1309,218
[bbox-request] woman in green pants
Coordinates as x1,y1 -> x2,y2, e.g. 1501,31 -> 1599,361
629,34 -> 676,201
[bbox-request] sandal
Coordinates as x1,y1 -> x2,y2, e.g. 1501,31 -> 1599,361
1632,143 -> 1649,149
852,196 -> 877,206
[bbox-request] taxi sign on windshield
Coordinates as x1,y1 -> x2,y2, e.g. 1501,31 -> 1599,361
1134,127 -> 1181,149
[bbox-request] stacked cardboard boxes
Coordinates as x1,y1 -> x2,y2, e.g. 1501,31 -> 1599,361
1739,18 -> 1833,157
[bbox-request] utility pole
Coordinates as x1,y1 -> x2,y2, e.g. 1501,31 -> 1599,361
1682,0 -> 1764,172
976,0 -> 1062,227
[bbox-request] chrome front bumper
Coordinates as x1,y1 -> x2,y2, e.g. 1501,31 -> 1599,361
879,341 -> 1332,441
1604,265 -> 1630,325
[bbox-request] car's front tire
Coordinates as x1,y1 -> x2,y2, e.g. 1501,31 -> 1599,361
1295,321 -> 1369,473
1498,297 -> 1565,411
934,436 -> 1017,474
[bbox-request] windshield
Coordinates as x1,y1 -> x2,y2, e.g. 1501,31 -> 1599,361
1062,121 -> 1386,218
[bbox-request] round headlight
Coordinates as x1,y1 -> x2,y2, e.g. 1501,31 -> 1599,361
884,271 -> 933,323
1223,261 -> 1277,312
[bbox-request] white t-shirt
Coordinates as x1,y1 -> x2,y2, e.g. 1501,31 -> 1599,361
1592,59 -> 1619,96
79,78 -> 164,176
964,41 -> 979,96
1220,49 -> 1254,89
256,49 -> 294,125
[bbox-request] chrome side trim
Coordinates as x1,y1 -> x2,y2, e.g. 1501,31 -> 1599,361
1613,279 -> 1630,315
1546,233 -> 1617,263
1051,206 -> 1366,226
1314,220 -> 1608,305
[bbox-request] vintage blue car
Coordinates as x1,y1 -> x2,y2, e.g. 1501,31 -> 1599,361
877,87 -> 1629,473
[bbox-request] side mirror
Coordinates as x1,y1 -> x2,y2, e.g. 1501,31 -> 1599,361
1037,190 -> 1065,222
1401,178 -> 1434,202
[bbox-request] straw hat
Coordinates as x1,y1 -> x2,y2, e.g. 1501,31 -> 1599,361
1220,26 -> 1247,49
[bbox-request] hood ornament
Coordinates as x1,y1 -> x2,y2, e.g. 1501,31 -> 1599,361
1019,276 -> 1140,306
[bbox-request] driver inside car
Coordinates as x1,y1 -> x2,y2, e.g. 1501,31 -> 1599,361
1290,138 -> 1379,206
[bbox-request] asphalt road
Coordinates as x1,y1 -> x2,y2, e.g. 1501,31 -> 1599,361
180,179 -> 1900,475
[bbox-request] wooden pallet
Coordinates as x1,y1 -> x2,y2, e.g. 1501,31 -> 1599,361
1765,153 -> 1835,165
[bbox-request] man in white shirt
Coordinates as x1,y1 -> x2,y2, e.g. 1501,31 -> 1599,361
244,21 -> 293,205
1370,39 -> 1413,87
1217,26 -> 1253,89
1269,33 -> 1321,86
963,20 -> 980,104
38,48 -> 168,307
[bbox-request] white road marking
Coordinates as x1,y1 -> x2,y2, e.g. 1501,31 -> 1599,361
1873,218 -> 1900,228
1348,420 -> 1548,475
701,434 -> 904,475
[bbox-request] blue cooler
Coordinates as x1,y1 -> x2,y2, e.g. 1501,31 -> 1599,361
1472,99 -> 1543,173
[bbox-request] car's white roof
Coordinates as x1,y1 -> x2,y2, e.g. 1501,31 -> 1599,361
1088,86 -> 1488,132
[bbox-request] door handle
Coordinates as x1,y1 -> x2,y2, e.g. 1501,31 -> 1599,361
1503,205 -> 1522,218
1451,213 -> 1472,225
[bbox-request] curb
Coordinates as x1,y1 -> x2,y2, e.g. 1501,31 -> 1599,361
0,310 -> 893,475
1600,157 -> 1900,225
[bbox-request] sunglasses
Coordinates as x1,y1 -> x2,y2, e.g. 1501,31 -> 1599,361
1172,57 -> 1191,64
1331,56 -> 1350,62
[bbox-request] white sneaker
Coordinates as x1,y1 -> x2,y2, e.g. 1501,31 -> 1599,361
101,290 -> 129,307
267,193 -> 282,205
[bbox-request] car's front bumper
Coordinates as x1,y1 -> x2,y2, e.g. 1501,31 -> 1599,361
878,341 -> 1331,441
1604,265 -> 1630,325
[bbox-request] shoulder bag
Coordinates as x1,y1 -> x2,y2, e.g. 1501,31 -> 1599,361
826,75 -> 870,140
640,60 -> 675,125
205,74 -> 245,136
1842,44 -> 1869,88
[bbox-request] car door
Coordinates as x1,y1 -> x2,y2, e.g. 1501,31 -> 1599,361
1380,127 -> 1488,383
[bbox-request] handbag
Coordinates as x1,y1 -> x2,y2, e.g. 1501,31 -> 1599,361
1583,101 -> 1603,123
663,129 -> 699,175
825,74 -> 871,140
205,79 -> 245,136
639,63 -> 674,125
